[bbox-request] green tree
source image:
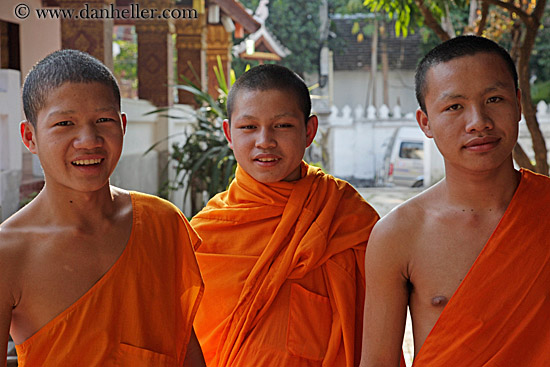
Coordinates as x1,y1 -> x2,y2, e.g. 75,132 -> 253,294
113,39 -> 138,89
363,0 -> 548,174
529,6 -> 550,103
236,0 -> 356,76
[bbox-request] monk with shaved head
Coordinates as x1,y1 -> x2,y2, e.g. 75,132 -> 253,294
361,36 -> 550,366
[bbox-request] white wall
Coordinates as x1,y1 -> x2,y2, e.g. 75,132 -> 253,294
110,99 -> 197,217
0,69 -> 23,221
110,98 -> 160,195
518,101 -> 550,163
328,104 -> 444,187
332,69 -> 417,115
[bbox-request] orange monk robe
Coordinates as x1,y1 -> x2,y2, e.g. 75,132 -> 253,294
191,162 -> 379,367
413,169 -> 550,366
15,192 -> 204,366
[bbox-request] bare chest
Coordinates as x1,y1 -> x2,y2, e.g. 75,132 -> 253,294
407,211 -> 503,350
11,226 -> 131,344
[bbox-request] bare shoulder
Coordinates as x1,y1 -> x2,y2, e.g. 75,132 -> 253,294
0,206 -> 36,305
367,184 -> 443,263
0,202 -> 40,259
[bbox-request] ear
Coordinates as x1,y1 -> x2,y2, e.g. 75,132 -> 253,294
416,108 -> 433,139
305,115 -> 318,147
121,113 -> 127,134
20,120 -> 38,154
222,119 -> 233,149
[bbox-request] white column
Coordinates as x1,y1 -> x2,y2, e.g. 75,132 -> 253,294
0,69 -> 23,221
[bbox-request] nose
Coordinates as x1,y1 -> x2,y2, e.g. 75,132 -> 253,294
73,123 -> 103,149
465,105 -> 494,133
255,128 -> 276,149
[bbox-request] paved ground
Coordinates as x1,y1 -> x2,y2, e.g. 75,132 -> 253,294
357,185 -> 424,366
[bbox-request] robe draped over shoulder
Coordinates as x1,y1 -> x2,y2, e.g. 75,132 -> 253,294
191,162 -> 379,367
15,192 -> 204,367
413,169 -> 550,366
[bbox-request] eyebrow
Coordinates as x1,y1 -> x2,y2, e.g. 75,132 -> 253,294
438,82 -> 511,102
47,106 -> 118,118
235,112 -> 300,121
272,113 -> 300,120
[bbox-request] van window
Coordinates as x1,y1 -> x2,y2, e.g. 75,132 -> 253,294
399,142 -> 423,159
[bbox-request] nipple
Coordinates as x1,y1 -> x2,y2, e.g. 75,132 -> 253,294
431,295 -> 448,306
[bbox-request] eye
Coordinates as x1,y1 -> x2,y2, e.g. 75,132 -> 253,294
445,104 -> 461,111
97,117 -> 115,123
238,125 -> 256,130
55,121 -> 72,126
276,123 -> 294,128
487,96 -> 502,103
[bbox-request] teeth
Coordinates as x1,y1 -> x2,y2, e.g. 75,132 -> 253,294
72,158 -> 102,166
257,158 -> 277,162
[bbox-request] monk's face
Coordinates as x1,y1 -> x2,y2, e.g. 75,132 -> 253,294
21,82 -> 126,193
416,52 -> 521,173
223,88 -> 318,183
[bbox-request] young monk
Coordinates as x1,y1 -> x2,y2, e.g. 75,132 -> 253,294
360,35 -> 550,366
0,49 -> 205,366
191,64 -> 380,367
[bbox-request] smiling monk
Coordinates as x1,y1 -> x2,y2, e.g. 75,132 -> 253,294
360,36 -> 550,367
191,64 -> 381,367
0,50 -> 205,366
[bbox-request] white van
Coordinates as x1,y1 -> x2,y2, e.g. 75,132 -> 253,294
384,127 -> 424,187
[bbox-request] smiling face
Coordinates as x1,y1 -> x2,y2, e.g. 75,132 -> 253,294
223,88 -> 318,183
21,82 -> 126,193
416,52 -> 522,173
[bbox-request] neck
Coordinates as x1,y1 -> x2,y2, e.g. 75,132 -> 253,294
442,159 -> 520,212
32,182 -> 120,229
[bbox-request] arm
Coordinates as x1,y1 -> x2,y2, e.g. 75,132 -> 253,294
0,254 -> 14,366
183,328 -> 206,367
360,218 -> 410,367
0,303 -> 10,367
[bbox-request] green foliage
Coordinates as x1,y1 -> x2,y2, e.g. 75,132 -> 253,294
361,0 -> 468,37
530,11 -> 550,84
531,81 -> 550,105
331,0 -> 368,14
362,0 -> 421,37
231,58 -> 261,79
149,57 -> 236,215
113,39 -> 137,87
265,0 -> 322,75
237,0 -> 323,75
234,0 -> 374,75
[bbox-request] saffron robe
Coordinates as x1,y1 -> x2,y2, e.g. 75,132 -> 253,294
15,192 -> 204,366
413,169 -> 550,366
191,162 -> 379,367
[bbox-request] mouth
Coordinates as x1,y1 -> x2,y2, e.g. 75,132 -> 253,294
255,157 -> 280,162
463,136 -> 501,151
71,158 -> 104,166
